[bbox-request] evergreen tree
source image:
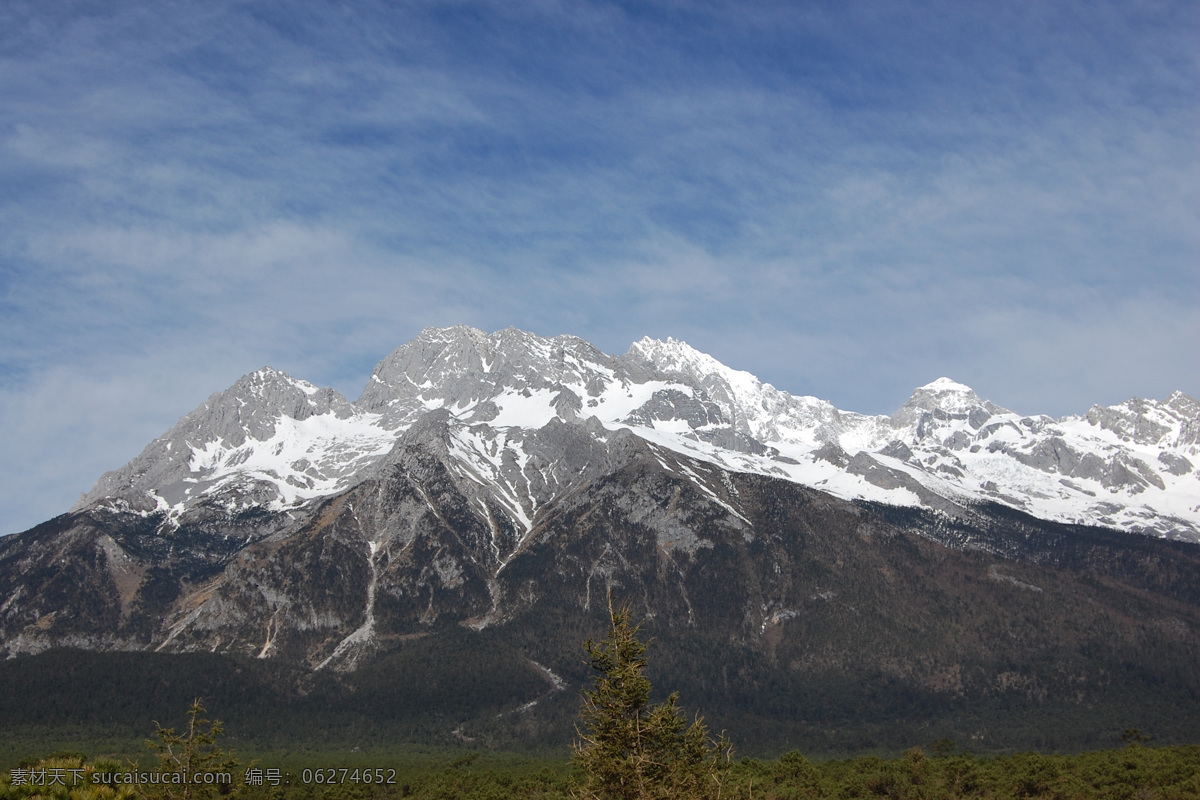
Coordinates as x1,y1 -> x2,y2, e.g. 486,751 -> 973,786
145,699 -> 238,800
572,598 -> 730,800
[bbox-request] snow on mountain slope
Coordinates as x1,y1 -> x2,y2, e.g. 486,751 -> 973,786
71,326 -> 1200,541
628,336 -> 871,449
73,367 -> 397,521
863,380 -> 1199,537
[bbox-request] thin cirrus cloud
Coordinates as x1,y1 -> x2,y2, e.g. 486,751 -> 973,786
0,0 -> 1196,534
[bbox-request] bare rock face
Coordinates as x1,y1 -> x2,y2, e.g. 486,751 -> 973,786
1086,398 -> 1176,446
356,326 -> 647,429
1159,451 -> 1194,476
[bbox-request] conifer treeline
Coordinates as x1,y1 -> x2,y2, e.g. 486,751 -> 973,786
5,743 -> 1200,799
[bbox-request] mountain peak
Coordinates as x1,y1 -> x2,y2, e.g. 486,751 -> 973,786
917,377 -> 975,394
628,337 -> 756,389
629,336 -> 708,364
217,366 -> 352,421
1165,390 -> 1200,417
235,365 -> 317,395
901,377 -> 989,412
417,324 -> 489,342
891,377 -> 1006,430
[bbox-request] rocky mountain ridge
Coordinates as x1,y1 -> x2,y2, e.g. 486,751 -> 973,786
72,325 -> 1200,541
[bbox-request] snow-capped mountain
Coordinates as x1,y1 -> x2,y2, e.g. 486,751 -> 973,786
6,326 -> 1200,752
76,325 -> 1200,542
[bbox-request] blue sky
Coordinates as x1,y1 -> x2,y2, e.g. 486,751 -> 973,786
1,0 -> 1197,534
